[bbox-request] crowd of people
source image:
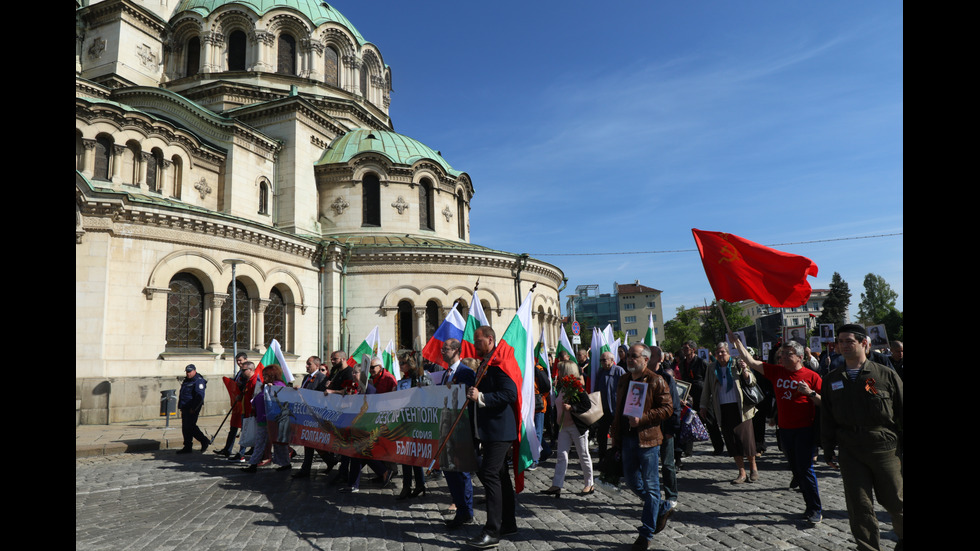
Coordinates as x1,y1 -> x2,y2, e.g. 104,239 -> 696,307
175,325 -> 902,551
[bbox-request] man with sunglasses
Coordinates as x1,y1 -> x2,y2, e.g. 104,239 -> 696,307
821,324 -> 903,551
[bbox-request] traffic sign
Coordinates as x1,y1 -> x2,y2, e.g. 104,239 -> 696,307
571,321 -> 581,335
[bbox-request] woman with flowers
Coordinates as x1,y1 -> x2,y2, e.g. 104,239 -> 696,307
541,361 -> 595,497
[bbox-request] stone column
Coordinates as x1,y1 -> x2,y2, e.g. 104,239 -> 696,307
414,307 -> 427,353
111,144 -> 125,183
254,298 -> 269,354
208,294 -> 227,354
81,139 -> 97,179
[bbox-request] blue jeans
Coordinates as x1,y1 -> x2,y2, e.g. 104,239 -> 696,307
660,435 -> 677,502
534,411 -> 551,462
779,426 -> 821,515
622,434 -> 664,540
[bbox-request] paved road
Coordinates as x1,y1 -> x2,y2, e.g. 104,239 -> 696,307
75,427 -> 899,550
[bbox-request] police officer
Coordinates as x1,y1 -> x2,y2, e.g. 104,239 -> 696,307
177,364 -> 208,454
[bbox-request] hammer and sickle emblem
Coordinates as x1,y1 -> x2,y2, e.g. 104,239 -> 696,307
716,234 -> 742,264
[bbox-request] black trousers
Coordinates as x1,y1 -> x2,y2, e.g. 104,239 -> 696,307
180,407 -> 208,448
477,441 -> 515,535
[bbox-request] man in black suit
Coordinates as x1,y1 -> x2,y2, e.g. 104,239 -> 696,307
294,356 -> 336,478
465,326 -> 518,549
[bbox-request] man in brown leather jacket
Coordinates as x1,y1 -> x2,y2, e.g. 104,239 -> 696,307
611,343 -> 674,550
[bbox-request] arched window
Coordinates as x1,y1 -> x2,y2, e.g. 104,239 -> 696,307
259,181 -> 269,214
425,300 -> 439,340
147,149 -> 163,193
419,178 -> 434,231
396,300 -> 414,352
171,155 -> 183,198
359,62 -> 368,97
277,34 -> 296,75
457,194 -> 466,239
324,46 -> 339,86
228,30 -> 246,71
362,172 -> 380,227
455,299 -> 469,320
94,135 -> 112,181
186,37 -> 201,77
166,273 -> 205,349
221,280 -> 250,350
265,288 -> 286,350
122,142 -> 140,186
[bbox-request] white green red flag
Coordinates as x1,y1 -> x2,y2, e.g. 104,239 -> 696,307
590,327 -> 611,392
534,327 -> 549,371
382,339 -> 400,379
488,290 -> 538,493
256,339 -> 293,383
348,326 -> 380,367
460,288 -> 490,360
644,312 -> 657,347
556,325 -> 574,361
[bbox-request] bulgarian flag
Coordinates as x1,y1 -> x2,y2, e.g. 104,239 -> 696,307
644,312 -> 657,347
382,339 -> 400,379
489,290 -> 539,493
460,288 -> 490,360
534,327 -> 549,371
348,326 -> 380,367
589,327 -> 611,392
556,325 -> 574,362
255,339 -> 294,383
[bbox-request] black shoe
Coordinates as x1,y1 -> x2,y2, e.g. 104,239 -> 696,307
241,464 -> 257,473
200,441 -> 209,453
445,514 -> 474,529
292,470 -> 310,479
631,535 -> 651,551
176,447 -> 192,454
396,485 -> 413,500
214,448 -> 230,456
276,464 -> 292,472
655,507 -> 673,534
465,531 -> 500,549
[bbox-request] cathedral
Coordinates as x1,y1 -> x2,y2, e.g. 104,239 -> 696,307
76,0 -> 565,424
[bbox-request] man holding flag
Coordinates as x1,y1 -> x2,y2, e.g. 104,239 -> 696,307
465,326 -> 518,548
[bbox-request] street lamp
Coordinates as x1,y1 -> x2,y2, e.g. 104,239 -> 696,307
223,258 -> 245,376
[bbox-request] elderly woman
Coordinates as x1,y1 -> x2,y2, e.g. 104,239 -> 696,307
541,361 -> 594,497
701,343 -> 759,483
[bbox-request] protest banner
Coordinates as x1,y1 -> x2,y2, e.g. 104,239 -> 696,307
262,384 -> 477,472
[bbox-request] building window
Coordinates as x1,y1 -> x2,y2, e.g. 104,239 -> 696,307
396,300 -> 413,351
626,329 -> 638,337
277,34 -> 296,75
647,301 -> 656,308
147,149 -> 163,193
624,316 -> 636,324
166,273 -> 205,349
652,315 -> 657,322
324,46 -> 339,86
624,303 -> 635,310
362,173 -> 381,226
186,37 -> 201,77
221,280 -> 250,350
265,288 -> 286,350
171,155 -> 182,198
259,181 -> 269,214
425,300 -> 439,340
94,135 -> 112,180
228,30 -> 246,71
457,195 -> 466,239
419,178 -> 434,230
359,62 -> 368,97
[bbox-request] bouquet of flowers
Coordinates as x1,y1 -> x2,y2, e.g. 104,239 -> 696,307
554,374 -> 586,404
342,379 -> 359,395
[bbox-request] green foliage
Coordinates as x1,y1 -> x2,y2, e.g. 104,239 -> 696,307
857,273 -> 899,324
662,306 -> 703,353
700,300 -> 752,346
817,272 -> 850,328
880,308 -> 903,342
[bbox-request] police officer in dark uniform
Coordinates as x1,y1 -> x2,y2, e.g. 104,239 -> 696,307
177,364 -> 208,454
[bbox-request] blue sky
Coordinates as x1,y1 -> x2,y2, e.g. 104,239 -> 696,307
335,1 -> 903,320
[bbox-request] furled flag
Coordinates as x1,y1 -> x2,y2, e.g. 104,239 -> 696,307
421,303 -> 466,368
347,326 -> 380,367
556,325 -> 575,362
604,324 -> 619,364
534,327 -> 549,371
644,312 -> 657,347
255,339 -> 294,383
692,229 -> 818,308
382,339 -> 400,379
487,290 -> 539,493
589,327 -> 610,393
460,288 -> 490,360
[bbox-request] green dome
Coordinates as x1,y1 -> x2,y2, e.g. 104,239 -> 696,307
173,1 -> 367,44
317,129 -> 462,177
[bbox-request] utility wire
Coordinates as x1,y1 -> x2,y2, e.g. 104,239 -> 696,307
527,232 -> 902,257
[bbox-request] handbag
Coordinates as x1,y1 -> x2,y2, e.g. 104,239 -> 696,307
679,405 -> 709,443
741,381 -> 765,406
571,391 -> 603,426
239,416 -> 257,447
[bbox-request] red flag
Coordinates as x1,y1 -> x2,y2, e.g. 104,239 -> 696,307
692,229 -> 818,308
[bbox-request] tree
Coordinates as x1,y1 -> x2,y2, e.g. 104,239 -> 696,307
817,272 -> 850,328
880,308 -> 903,342
857,273 -> 899,325
700,300 -> 752,348
662,306 -> 703,353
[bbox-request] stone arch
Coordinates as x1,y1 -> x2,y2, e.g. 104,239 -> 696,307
265,267 -> 305,307
147,250 -> 223,295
